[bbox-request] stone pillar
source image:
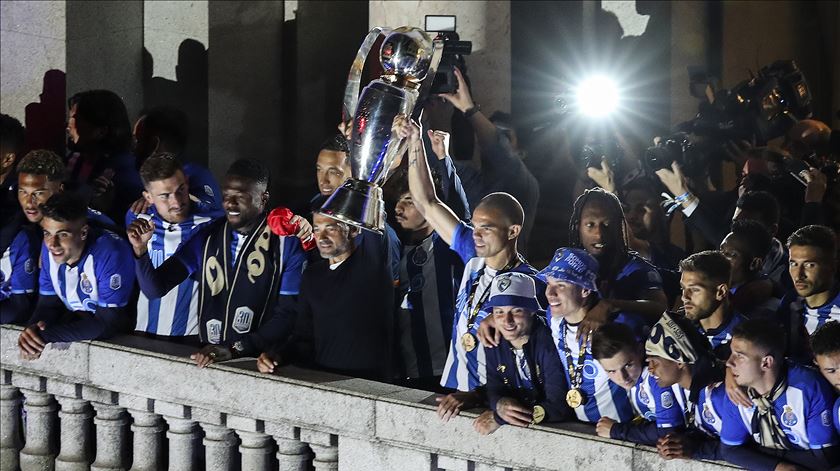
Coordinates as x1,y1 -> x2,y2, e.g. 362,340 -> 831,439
300,430 -> 337,471
236,431 -> 274,471
18,390 -> 58,471
90,403 -> 128,471
127,411 -> 164,471
164,417 -> 199,471
0,379 -> 23,471
266,423 -> 309,471
54,397 -> 93,471
201,424 -> 237,471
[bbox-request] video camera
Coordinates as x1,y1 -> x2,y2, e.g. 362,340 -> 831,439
679,60 -> 812,145
427,31 -> 472,95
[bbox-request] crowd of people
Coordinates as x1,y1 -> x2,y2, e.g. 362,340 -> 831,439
1,63 -> 840,470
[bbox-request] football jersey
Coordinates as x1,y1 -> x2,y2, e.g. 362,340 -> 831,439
718,363 -> 839,450
609,254 -> 664,301
833,396 -> 840,435
0,227 -> 38,302
183,162 -> 222,210
694,382 -> 728,437
38,228 -> 135,312
397,232 -> 464,379
440,221 -> 539,392
779,288 -> 840,335
549,314 -> 641,423
127,205 -> 222,336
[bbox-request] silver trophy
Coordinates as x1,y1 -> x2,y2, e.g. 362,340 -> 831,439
318,26 -> 443,233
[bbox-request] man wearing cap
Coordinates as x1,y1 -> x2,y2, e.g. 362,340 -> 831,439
718,319 -> 839,470
474,272 -> 571,435
643,312 -> 726,461
397,116 -> 543,417
539,247 -> 648,425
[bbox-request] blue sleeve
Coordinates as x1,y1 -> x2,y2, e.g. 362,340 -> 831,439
537,333 -> 571,423
652,385 -> 687,433
38,247 -> 55,296
94,235 -> 136,308
718,398 -> 751,447
623,263 -> 664,295
484,349 -> 509,425
9,231 -> 36,295
124,208 -> 138,230
720,444 -> 780,471
279,237 -> 306,296
40,305 -> 125,343
183,163 -> 222,210
610,420 -> 660,446
834,397 -> 840,435
450,222 -> 477,264
174,226 -> 209,275
385,223 -> 401,283
805,378 -> 840,449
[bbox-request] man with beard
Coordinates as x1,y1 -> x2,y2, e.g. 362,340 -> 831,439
131,158 -> 307,367
256,211 -> 396,380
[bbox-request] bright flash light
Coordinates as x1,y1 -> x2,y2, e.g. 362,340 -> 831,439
575,75 -> 620,118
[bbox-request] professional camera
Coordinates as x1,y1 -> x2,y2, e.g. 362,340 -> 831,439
577,139 -> 623,170
680,60 -> 812,145
428,32 -> 472,95
643,132 -> 705,176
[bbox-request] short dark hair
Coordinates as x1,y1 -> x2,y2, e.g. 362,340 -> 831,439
16,150 -> 65,182
729,218 -> 773,260
787,225 -> 837,255
139,152 -> 183,187
736,191 -> 780,229
68,90 -> 131,154
591,323 -> 638,360
0,113 -> 26,156
319,133 -> 350,155
811,321 -> 840,357
477,192 -> 525,226
138,106 -> 189,153
732,319 -> 785,358
226,158 -> 270,189
679,250 -> 731,286
40,192 -> 87,223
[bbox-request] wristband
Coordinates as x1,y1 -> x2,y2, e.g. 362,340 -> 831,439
463,104 -> 480,118
673,191 -> 692,204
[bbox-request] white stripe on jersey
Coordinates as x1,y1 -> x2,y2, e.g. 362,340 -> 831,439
803,304 -> 840,335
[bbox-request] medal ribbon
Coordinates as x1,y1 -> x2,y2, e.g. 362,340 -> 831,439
562,321 -> 590,390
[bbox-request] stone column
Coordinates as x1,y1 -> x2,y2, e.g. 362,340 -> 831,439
236,431 -> 273,471
54,397 -> 93,471
158,401 -> 201,471
201,424 -> 237,471
90,403 -> 128,471
0,376 -> 23,471
266,423 -> 309,471
127,410 -> 164,471
18,389 -> 58,471
300,430 -> 337,471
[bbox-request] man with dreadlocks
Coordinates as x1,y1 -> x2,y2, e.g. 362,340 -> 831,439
569,188 -> 668,336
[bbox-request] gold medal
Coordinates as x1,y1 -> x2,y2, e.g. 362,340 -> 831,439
566,388 -> 584,408
461,332 -> 477,352
532,405 -> 546,424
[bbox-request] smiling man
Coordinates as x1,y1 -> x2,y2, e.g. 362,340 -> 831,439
17,192 -> 135,360
132,158 -> 307,367
125,153 -> 223,340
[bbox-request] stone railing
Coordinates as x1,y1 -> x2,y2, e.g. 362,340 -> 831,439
0,325 -> 737,470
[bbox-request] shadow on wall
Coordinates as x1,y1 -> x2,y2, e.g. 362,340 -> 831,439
143,39 -> 209,168
24,69 -> 66,156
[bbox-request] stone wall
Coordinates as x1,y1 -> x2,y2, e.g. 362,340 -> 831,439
0,325 -> 736,470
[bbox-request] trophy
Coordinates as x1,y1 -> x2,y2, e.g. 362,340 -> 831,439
318,27 -> 443,233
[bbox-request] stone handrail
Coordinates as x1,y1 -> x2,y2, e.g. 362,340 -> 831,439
0,325 -> 737,470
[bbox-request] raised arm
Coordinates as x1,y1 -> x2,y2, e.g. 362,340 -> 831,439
396,115 -> 462,245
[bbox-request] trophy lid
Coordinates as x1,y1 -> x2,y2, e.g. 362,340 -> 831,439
380,27 -> 433,82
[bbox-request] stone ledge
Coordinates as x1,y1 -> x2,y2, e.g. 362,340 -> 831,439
0,325 -> 737,470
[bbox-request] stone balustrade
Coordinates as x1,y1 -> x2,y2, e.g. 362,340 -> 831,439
0,325 -> 736,470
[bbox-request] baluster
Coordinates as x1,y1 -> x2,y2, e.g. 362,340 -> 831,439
266,424 -> 309,471
0,370 -> 23,471
300,430 -> 337,471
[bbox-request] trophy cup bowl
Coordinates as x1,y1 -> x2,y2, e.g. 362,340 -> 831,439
319,27 -> 438,234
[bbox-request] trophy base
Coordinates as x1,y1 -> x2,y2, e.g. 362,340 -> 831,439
317,179 -> 385,234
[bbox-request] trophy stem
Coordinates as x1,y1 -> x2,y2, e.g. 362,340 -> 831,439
318,179 -> 385,234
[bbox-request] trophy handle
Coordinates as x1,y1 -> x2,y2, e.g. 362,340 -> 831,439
342,27 -> 391,123
410,39 -> 445,120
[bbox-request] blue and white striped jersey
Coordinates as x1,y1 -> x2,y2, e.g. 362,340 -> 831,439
38,228 -> 135,312
549,314 -> 639,423
779,288 -> 840,335
833,396 -> 840,435
718,363 -> 839,450
0,229 -> 37,301
127,205 -> 222,336
694,381 -> 727,437
440,222 -> 539,392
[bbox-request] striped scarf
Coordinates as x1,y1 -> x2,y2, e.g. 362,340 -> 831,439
748,372 -> 792,450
